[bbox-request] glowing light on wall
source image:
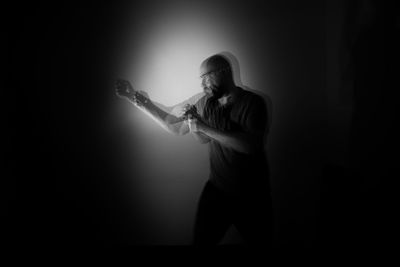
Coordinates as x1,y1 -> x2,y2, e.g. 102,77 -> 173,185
122,3 -> 248,106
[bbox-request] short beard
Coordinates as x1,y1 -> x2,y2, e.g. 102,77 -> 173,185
209,85 -> 227,100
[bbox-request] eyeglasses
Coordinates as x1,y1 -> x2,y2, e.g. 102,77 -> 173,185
199,67 -> 230,79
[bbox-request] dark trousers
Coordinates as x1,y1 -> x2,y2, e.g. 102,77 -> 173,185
193,180 -> 273,246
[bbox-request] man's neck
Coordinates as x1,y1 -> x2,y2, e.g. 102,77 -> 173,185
218,85 -> 240,106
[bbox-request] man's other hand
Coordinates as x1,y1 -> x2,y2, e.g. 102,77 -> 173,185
186,115 -> 205,133
179,104 -> 198,120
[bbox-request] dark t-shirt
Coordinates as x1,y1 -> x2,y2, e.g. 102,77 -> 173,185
194,88 -> 270,196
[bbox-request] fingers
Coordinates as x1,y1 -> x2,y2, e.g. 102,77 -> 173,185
183,115 -> 194,124
178,104 -> 190,117
184,118 -> 192,126
115,79 -> 135,98
115,80 -> 148,110
115,79 -> 131,88
130,94 -> 143,107
187,117 -> 197,124
183,104 -> 194,114
187,117 -> 199,132
115,79 -> 128,91
182,104 -> 190,113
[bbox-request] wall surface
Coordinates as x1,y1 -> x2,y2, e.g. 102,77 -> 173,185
108,0 -> 328,246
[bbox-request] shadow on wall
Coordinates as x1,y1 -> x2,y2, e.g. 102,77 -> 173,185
319,0 -> 395,249
217,52 -> 276,245
220,51 -> 273,146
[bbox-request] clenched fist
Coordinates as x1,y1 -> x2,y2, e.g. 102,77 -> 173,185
179,104 -> 198,120
180,104 -> 206,133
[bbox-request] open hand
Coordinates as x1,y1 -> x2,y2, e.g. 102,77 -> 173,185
115,79 -> 150,107
115,79 -> 135,99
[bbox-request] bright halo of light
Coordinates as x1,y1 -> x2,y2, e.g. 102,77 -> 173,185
123,6 -> 241,106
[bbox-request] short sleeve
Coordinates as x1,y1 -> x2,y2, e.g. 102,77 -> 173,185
170,92 -> 206,117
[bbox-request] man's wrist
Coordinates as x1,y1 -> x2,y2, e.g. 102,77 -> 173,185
128,95 -> 150,109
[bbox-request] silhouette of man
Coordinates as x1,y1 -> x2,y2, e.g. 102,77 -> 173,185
116,54 -> 272,246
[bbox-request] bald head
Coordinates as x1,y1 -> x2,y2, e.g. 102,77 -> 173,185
200,54 -> 232,77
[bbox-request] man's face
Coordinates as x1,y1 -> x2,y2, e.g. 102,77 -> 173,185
200,69 -> 225,99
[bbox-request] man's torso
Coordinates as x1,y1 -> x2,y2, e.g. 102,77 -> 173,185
195,88 -> 269,195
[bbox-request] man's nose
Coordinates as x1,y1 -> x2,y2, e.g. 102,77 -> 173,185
201,79 -> 206,88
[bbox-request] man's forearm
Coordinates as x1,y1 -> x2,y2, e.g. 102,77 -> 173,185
128,97 -> 186,135
198,124 -> 261,153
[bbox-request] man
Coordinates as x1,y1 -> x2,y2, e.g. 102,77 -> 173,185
115,54 -> 272,246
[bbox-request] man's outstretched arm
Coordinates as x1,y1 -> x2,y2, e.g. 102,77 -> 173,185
115,79 -> 189,135
137,99 -> 189,135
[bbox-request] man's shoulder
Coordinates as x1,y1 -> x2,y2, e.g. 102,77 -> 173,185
172,92 -> 207,107
170,92 -> 207,116
190,92 -> 208,105
238,88 -> 264,107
